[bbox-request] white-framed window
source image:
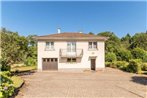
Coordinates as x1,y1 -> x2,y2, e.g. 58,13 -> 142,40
67,42 -> 76,52
88,42 -> 97,50
67,58 -> 76,63
45,42 -> 54,51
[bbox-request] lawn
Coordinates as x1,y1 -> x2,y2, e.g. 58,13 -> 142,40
11,65 -> 37,72
11,76 -> 24,88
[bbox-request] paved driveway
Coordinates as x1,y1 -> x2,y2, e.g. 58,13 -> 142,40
16,68 -> 147,98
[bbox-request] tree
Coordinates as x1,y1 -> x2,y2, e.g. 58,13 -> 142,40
116,49 -> 132,61
89,32 -> 94,35
121,33 -> 132,49
131,47 -> 147,62
24,35 -> 37,66
27,35 -> 37,47
1,29 -> 26,70
0,28 -> 38,70
105,52 -> 117,62
129,33 -> 147,50
97,31 -> 121,53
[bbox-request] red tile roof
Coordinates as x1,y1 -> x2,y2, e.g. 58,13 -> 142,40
34,32 -> 108,41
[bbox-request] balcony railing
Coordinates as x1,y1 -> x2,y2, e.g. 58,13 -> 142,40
60,49 -> 83,57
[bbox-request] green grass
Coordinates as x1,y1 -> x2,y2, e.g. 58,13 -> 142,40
11,66 -> 37,72
11,76 -> 24,88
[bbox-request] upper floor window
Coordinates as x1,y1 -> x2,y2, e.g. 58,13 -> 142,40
45,42 -> 54,51
88,42 -> 97,50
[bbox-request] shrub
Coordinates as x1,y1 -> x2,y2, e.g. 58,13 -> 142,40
115,61 -> 128,70
131,48 -> 146,62
116,49 -> 132,61
126,59 -> 142,74
105,52 -> 117,62
24,57 -> 37,66
0,59 -> 11,71
105,62 -> 111,67
142,52 -> 147,62
0,71 -> 15,98
109,62 -> 117,68
141,63 -> 147,71
105,62 -> 117,68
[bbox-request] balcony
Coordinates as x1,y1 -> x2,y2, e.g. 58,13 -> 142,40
60,49 -> 83,57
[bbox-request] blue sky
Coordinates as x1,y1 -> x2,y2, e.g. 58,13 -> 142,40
1,1 -> 147,38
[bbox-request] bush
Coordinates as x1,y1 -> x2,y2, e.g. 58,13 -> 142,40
115,61 -> 128,70
116,49 -> 132,61
109,62 -> 117,68
0,59 -> 11,71
24,57 -> 37,66
105,62 -> 117,68
126,59 -> 142,74
142,52 -> 147,62
141,63 -> 147,71
0,71 -> 15,98
105,52 -> 117,62
131,48 -> 147,62
105,62 -> 111,67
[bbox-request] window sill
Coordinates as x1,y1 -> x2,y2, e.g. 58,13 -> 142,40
66,62 -> 77,64
88,48 -> 98,51
45,48 -> 55,51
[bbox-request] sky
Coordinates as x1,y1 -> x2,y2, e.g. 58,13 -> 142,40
1,1 -> 147,38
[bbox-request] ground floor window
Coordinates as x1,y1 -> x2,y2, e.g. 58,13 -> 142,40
67,58 -> 76,63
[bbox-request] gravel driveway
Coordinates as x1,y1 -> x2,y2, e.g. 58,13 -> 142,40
16,68 -> 147,98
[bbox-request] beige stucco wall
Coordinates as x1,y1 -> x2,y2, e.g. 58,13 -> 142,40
37,41 -> 105,71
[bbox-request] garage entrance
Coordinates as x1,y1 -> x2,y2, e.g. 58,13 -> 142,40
42,58 -> 58,70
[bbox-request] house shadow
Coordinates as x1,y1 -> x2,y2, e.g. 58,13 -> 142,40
131,76 -> 147,85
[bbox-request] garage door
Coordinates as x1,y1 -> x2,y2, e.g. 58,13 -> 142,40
42,58 -> 58,70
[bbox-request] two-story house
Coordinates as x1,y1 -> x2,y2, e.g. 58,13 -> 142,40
35,30 -> 108,71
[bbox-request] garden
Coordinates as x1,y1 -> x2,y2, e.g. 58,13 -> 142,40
0,28 -> 37,98
1,28 -> 147,98
101,32 -> 147,74
0,65 -> 36,98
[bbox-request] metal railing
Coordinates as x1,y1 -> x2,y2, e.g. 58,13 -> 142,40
60,49 -> 83,57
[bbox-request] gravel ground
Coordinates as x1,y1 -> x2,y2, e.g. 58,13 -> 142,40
16,68 -> 147,98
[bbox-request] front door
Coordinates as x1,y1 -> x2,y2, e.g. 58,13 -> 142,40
67,42 -> 76,56
91,59 -> 96,70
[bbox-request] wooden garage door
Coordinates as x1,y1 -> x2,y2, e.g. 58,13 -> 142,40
42,58 -> 58,70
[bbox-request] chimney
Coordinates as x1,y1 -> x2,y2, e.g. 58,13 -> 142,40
79,31 -> 82,33
57,28 -> 61,34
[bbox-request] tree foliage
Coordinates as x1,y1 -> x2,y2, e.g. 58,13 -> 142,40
98,31 -> 147,67
116,49 -> 132,61
131,47 -> 147,62
0,28 -> 37,71
97,31 -> 121,53
105,52 -> 117,62
121,33 -> 132,49
129,33 -> 147,50
88,32 -> 94,35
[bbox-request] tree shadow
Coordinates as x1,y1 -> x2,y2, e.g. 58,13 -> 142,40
12,70 -> 36,76
131,76 -> 147,85
9,82 -> 25,98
